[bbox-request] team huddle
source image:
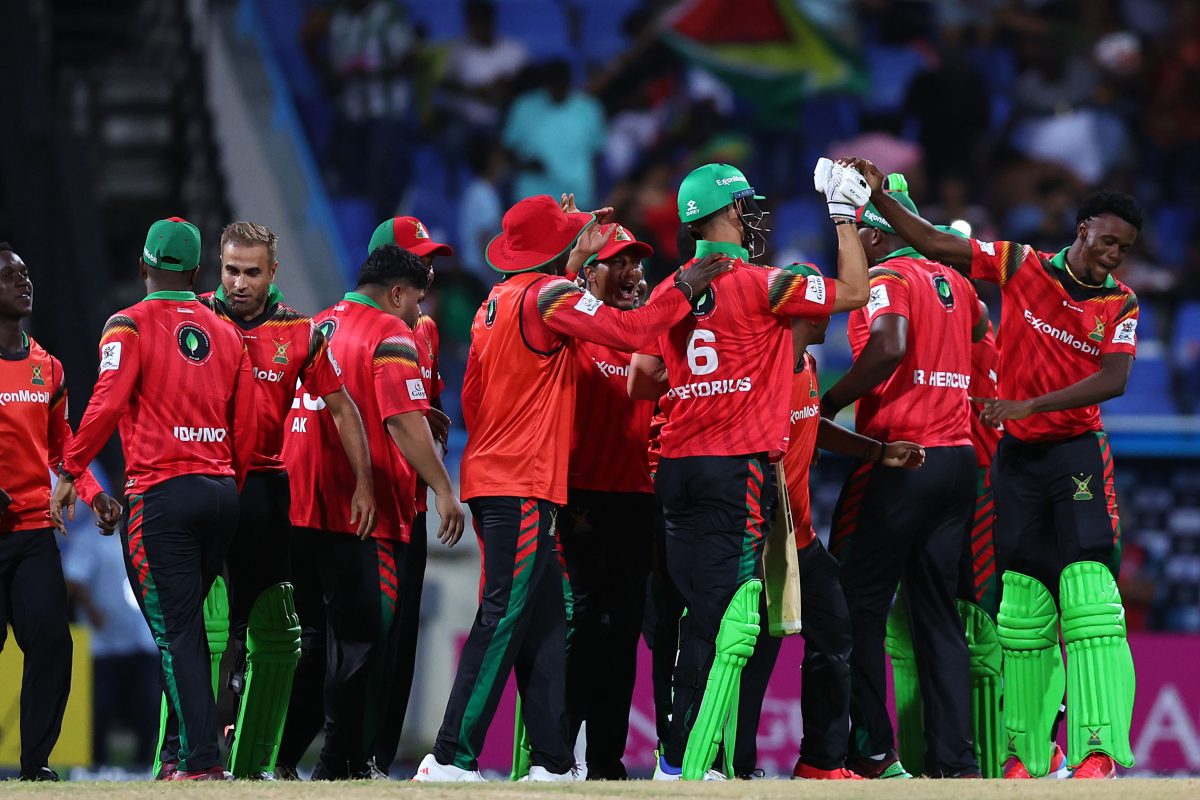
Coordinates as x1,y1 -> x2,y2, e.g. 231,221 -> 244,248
0,154 -> 1142,782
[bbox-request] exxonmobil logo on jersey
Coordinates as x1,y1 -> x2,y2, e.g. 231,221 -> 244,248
173,426 -> 228,443
593,359 -> 628,378
1024,309 -> 1100,356
0,389 -> 50,407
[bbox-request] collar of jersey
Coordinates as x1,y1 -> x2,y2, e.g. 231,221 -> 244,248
880,246 -> 922,262
343,291 -> 383,310
144,290 -> 197,301
1049,247 -> 1116,289
0,330 -> 30,361
215,282 -> 285,306
694,239 -> 749,262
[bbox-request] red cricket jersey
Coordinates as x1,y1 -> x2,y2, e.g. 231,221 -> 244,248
413,312 -> 442,514
568,341 -> 655,494
0,335 -> 102,531
283,293 -> 429,541
970,321 -> 1002,467
847,253 -> 980,448
782,352 -> 821,549
63,292 -> 257,495
199,292 -> 343,473
646,401 -> 670,479
460,271 -> 689,505
642,242 -> 836,460
969,240 -> 1138,442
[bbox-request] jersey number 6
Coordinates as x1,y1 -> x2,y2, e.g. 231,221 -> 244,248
687,329 -> 718,376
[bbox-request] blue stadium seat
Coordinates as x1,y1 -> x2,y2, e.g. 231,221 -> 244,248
331,196 -> 378,264
1172,301 -> 1200,352
580,4 -> 630,63
1154,204 -> 1195,267
405,0 -> 465,41
496,0 -> 573,59
1103,355 -> 1175,415
863,45 -> 927,115
1135,301 -> 1158,343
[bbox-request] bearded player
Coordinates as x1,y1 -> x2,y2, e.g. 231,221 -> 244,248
853,157 -> 1141,780
0,242 -> 118,781
627,160 -> 869,780
53,217 -> 258,780
199,221 -> 375,779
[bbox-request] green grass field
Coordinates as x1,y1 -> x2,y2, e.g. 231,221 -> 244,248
3,780 -> 1199,799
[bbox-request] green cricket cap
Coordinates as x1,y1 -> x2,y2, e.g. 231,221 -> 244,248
677,163 -> 765,222
143,217 -> 201,272
781,261 -> 822,279
856,173 -> 919,235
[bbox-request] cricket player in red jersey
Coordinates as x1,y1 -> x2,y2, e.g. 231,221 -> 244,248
415,195 -> 728,782
557,223 -> 657,780
279,244 -> 464,779
732,263 -> 923,782
198,221 -> 374,779
860,164 -> 1143,780
820,177 -> 985,779
52,217 -> 258,780
627,160 -> 870,780
0,242 -> 117,781
364,216 -> 455,777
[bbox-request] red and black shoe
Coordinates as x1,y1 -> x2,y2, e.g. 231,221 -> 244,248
169,766 -> 234,781
154,760 -> 179,781
792,761 -> 864,780
1070,753 -> 1116,780
1004,744 -> 1070,779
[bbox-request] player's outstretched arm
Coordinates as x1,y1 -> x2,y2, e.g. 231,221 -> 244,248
973,353 -> 1133,427
324,387 -> 376,538
847,158 -> 973,271
830,221 -> 869,312
628,354 -> 668,400
820,314 -> 908,417
386,411 -> 465,546
817,419 -> 925,469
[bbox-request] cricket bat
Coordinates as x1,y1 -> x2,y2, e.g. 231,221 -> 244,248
763,461 -> 803,636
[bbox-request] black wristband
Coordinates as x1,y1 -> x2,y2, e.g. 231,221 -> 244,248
57,465 -> 75,482
876,441 -> 887,463
833,218 -> 857,226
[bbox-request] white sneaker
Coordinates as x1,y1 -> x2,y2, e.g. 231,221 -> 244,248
704,769 -> 728,781
652,763 -> 727,781
411,753 -> 486,782
518,764 -> 583,782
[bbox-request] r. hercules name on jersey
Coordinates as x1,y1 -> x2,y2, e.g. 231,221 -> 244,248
970,240 -> 1138,442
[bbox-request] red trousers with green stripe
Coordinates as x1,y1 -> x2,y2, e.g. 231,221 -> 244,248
653,454 -> 773,768
991,431 -> 1123,597
433,497 -> 574,773
958,466 -> 1000,617
282,526 -> 402,777
829,445 -> 976,775
121,475 -> 238,773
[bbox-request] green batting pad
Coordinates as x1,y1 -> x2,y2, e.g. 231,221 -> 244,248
1060,561 -> 1136,768
229,583 -> 302,778
204,576 -> 230,698
510,694 -> 531,781
682,580 -> 761,781
885,588 -> 924,777
996,570 -> 1063,778
958,600 -> 1004,778
152,693 -> 169,777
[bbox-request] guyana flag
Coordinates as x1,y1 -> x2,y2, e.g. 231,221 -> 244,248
661,0 -> 865,120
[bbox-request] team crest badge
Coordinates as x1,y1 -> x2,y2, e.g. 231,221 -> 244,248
614,226 -> 632,242
413,220 -> 430,240
1072,474 -> 1094,502
933,274 -> 955,309
31,364 -> 45,386
485,298 -> 498,328
176,323 -> 212,364
1089,317 -> 1106,342
317,319 -> 337,342
1088,728 -> 1103,747
273,339 -> 290,365
691,285 -> 717,318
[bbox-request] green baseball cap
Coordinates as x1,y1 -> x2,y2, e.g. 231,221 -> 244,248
143,217 -> 201,271
856,173 -> 919,235
677,163 -> 765,222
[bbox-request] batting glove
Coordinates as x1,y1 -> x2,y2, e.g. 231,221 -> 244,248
814,157 -> 871,221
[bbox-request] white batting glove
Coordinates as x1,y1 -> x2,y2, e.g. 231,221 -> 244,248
814,157 -> 871,221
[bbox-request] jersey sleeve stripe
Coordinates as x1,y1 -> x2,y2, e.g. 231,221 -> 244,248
868,267 -> 908,284
536,281 -> 581,320
999,242 -> 1028,283
374,337 -> 419,369
767,271 -> 805,312
1114,292 -> 1139,323
100,314 -> 138,343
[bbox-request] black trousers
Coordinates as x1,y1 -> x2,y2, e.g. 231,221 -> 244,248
123,475 -> 238,772
735,538 -> 854,774
645,502 -> 685,747
559,489 -> 655,779
992,431 -> 1123,595
371,511 -> 428,773
433,497 -> 573,773
830,446 -> 976,775
0,528 -> 73,773
278,527 -> 401,776
655,454 -> 775,767
93,651 -> 160,766
227,471 -> 292,637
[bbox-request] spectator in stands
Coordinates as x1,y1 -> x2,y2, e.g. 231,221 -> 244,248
458,142 -> 507,283
503,59 -> 607,208
440,0 -> 528,160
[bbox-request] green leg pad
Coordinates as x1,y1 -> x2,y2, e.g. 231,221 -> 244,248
958,600 -> 1004,778
996,570 -> 1063,778
229,583 -> 302,778
204,576 -> 230,698
682,580 -> 761,781
1060,561 -> 1135,768
885,588 -> 924,777
152,694 -> 169,777
510,694 -> 531,781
